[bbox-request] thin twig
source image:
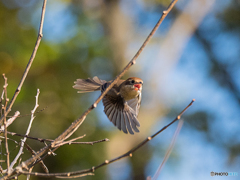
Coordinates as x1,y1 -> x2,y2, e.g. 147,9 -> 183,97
2,131 -> 54,143
0,136 -> 18,145
2,74 -> 10,174
2,0 -> 178,179
0,77 -> 5,117
1,131 -> 108,146
0,0 -> 47,125
55,173 -> 94,179
92,99 -> 194,171
53,134 -> 86,147
24,143 -> 49,174
6,107 -> 47,118
26,166 -> 33,180
22,0 -> 178,169
56,138 -> 109,147
0,111 -> 20,131
19,171 -> 94,179
9,89 -> 40,170
17,99 -> 194,179
51,0 -> 179,145
68,138 -> 110,145
151,120 -> 184,180
27,137 -> 110,170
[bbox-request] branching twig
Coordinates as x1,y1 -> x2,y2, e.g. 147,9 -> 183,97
0,111 -> 20,131
0,0 -> 47,124
2,131 -> 54,143
0,136 -> 18,146
2,132 -> 108,146
1,0 -> 179,179
27,137 -> 110,170
2,74 -> 10,174
6,107 -> 47,118
24,143 -> 49,174
92,99 -> 194,171
52,0 -> 179,145
17,99 -> 194,179
56,138 -> 110,147
53,134 -> 86,147
9,89 -> 40,170
17,0 -> 178,171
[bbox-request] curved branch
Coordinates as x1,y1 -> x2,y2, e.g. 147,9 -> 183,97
2,0 -> 179,179
18,99 -> 194,179
0,0 -> 47,124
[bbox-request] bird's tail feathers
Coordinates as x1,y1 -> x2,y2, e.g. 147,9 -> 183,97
73,76 -> 106,93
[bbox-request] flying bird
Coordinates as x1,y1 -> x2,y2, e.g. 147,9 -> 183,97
73,76 -> 143,134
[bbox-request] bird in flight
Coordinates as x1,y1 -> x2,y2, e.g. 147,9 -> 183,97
73,76 -> 143,134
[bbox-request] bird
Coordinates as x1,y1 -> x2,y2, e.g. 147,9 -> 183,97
73,76 -> 143,134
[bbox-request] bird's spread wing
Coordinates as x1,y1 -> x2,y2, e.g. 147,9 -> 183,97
73,76 -> 107,93
103,94 -> 141,134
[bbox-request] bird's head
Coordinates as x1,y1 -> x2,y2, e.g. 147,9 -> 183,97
126,77 -> 143,91
120,77 -> 143,100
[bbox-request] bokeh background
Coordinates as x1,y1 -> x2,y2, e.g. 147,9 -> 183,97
0,0 -> 239,179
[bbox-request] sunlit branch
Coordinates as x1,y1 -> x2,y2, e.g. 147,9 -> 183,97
18,99 -> 194,179
2,74 -> 10,174
9,89 -> 40,170
0,0 -> 47,124
2,0 -> 180,179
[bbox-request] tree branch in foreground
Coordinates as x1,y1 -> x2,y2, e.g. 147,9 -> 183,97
0,0 -> 47,124
1,0 -> 179,179
18,99 -> 194,179
2,74 -> 10,174
150,120 -> 184,180
9,89 -> 40,170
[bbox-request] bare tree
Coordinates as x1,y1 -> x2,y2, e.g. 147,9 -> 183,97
0,0 -> 195,179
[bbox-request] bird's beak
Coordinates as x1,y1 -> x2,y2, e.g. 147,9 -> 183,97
134,84 -> 141,91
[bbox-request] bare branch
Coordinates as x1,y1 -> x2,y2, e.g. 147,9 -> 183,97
6,107 -> 47,118
0,111 -> 20,131
55,173 -> 94,179
1,0 -> 180,179
17,99 -> 194,179
151,120 -> 184,180
2,131 -> 54,143
19,171 -> 94,179
9,89 -> 40,170
54,134 -> 86,147
2,74 -> 10,174
2,131 -> 108,147
26,166 -> 33,180
92,99 -> 194,171
24,143 -> 49,174
0,0 -> 47,124
18,0 -> 179,171
56,137 -> 110,147
52,0 -> 179,145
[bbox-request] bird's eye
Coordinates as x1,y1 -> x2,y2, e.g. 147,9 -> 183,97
130,80 -> 135,84
139,81 -> 143,84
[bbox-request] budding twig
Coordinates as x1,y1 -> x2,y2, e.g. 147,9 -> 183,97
1,0 -> 181,179
16,99 -> 194,179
